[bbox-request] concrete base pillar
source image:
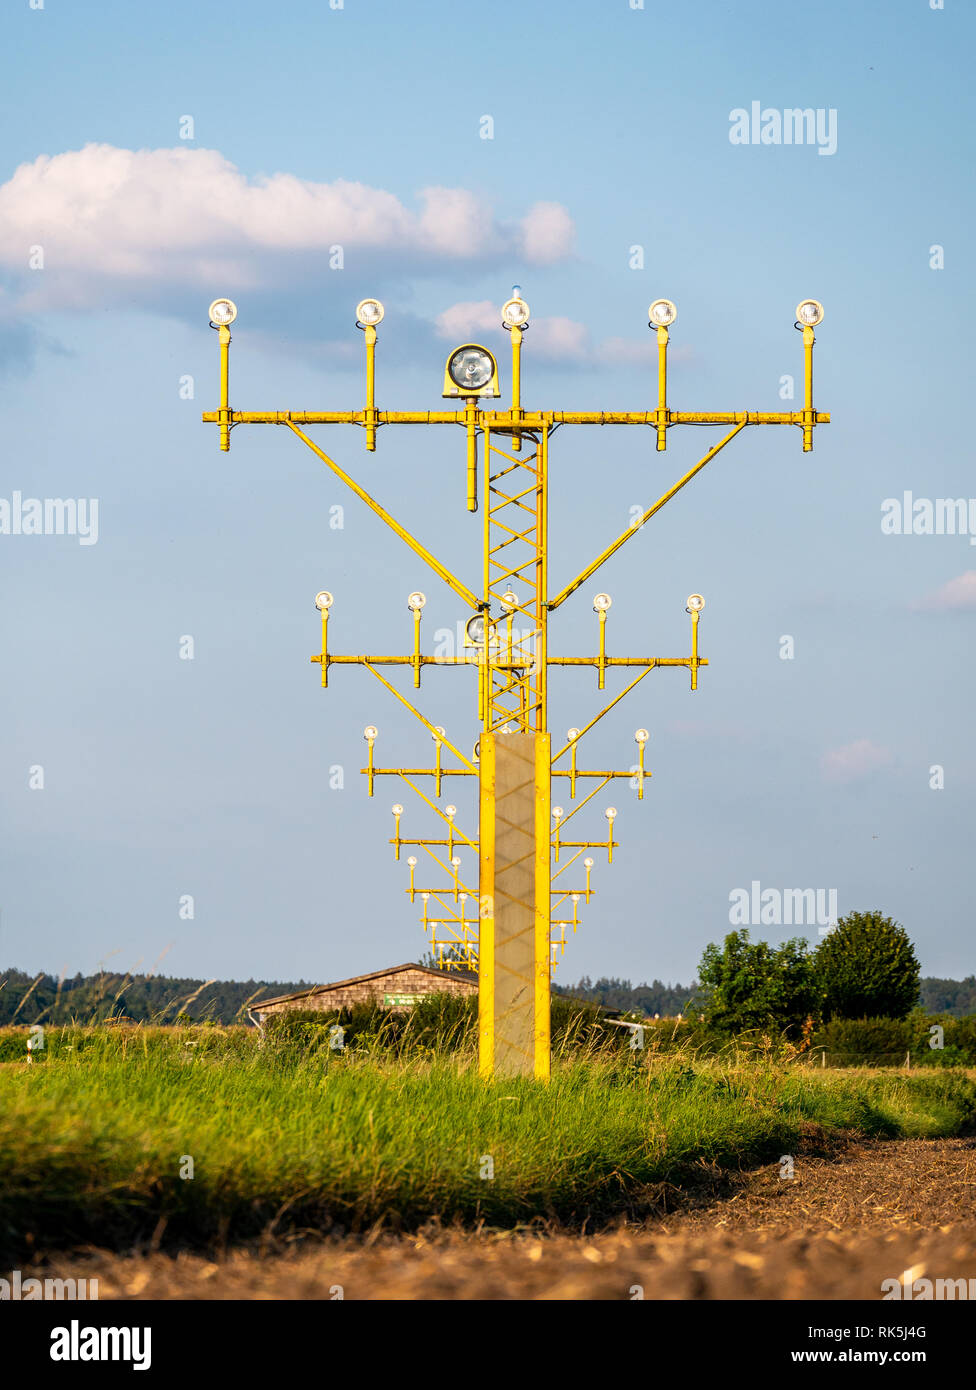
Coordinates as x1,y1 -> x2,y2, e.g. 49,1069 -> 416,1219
478,731 -> 550,1079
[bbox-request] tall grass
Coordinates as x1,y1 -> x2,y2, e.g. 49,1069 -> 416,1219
1,1028 -> 973,1260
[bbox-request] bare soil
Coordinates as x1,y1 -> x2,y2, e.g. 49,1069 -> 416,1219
24,1137 -> 976,1300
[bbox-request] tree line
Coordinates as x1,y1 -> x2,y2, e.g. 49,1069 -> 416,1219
2,910 -> 972,1027
0,969 -> 312,1026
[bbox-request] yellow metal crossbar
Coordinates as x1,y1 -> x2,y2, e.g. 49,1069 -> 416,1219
205,298 -> 829,1079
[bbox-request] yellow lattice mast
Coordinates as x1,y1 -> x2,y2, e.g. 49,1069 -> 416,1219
203,292 -> 829,1079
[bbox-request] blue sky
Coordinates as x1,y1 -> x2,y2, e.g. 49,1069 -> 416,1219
1,0 -> 973,989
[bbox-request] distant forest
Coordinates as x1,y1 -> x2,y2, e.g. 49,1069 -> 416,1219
0,968 -> 312,1027
2,967 -> 974,1026
559,974 -> 976,1020
553,976 -> 701,1017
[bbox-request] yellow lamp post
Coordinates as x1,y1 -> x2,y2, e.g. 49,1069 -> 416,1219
203,289 -> 829,1079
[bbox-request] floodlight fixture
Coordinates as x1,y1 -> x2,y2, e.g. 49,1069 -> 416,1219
209,298 -> 237,326
501,294 -> 530,329
356,298 -> 385,327
315,590 -> 334,611
648,299 -> 677,328
442,343 -> 500,398
795,299 -> 824,327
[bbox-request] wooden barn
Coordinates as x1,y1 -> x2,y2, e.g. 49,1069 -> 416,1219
250,962 -> 477,1024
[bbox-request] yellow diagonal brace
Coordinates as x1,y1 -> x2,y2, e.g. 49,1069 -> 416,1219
552,777 -> 612,833
362,662 -> 477,772
547,421 -> 747,611
397,772 -> 478,850
551,667 -> 656,764
551,846 -> 585,884
285,421 -> 480,611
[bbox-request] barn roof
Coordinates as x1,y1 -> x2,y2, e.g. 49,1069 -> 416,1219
253,962 -> 477,1010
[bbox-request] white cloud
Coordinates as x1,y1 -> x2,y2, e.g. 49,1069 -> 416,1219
529,315 -> 589,361
912,570 -> 976,612
434,302 -> 587,361
434,300 -> 498,340
518,201 -> 575,263
821,739 -> 893,783
434,303 -> 680,367
0,144 -> 575,311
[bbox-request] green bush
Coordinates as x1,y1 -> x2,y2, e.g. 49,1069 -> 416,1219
693,929 -> 817,1036
810,1014 -> 976,1067
263,993 -> 630,1059
815,911 -> 920,1020
811,1016 -> 914,1065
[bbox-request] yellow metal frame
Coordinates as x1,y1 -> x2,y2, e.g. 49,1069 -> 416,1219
477,734 -> 496,1075
483,423 -> 548,733
204,302 -> 828,1079
534,731 -> 551,1080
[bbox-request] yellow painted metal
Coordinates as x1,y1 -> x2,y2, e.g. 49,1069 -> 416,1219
314,651 -> 705,670
393,771 -> 477,846
478,731 -> 550,1078
656,324 -> 668,452
203,408 -> 829,428
547,655 -> 707,668
802,323 -> 815,453
218,324 -> 231,452
319,608 -> 328,688
483,424 -> 548,734
205,300 -> 829,1079
365,733 -> 376,797
363,765 -> 631,779
534,731 -> 551,1079
284,421 -> 480,612
360,766 -> 474,777
478,732 -> 496,1077
364,324 -> 378,452
361,662 -> 476,772
550,667 -> 656,765
548,421 -> 748,612
434,732 -> 443,797
465,399 -> 478,512
412,607 -> 422,688
510,326 -> 523,453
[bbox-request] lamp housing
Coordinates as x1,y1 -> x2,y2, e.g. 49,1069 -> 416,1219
442,343 -> 500,398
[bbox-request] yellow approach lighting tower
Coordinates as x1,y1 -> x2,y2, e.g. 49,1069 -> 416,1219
203,291 -> 829,1080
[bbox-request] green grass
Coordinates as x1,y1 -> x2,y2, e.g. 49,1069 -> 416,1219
1,1027 -> 974,1259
